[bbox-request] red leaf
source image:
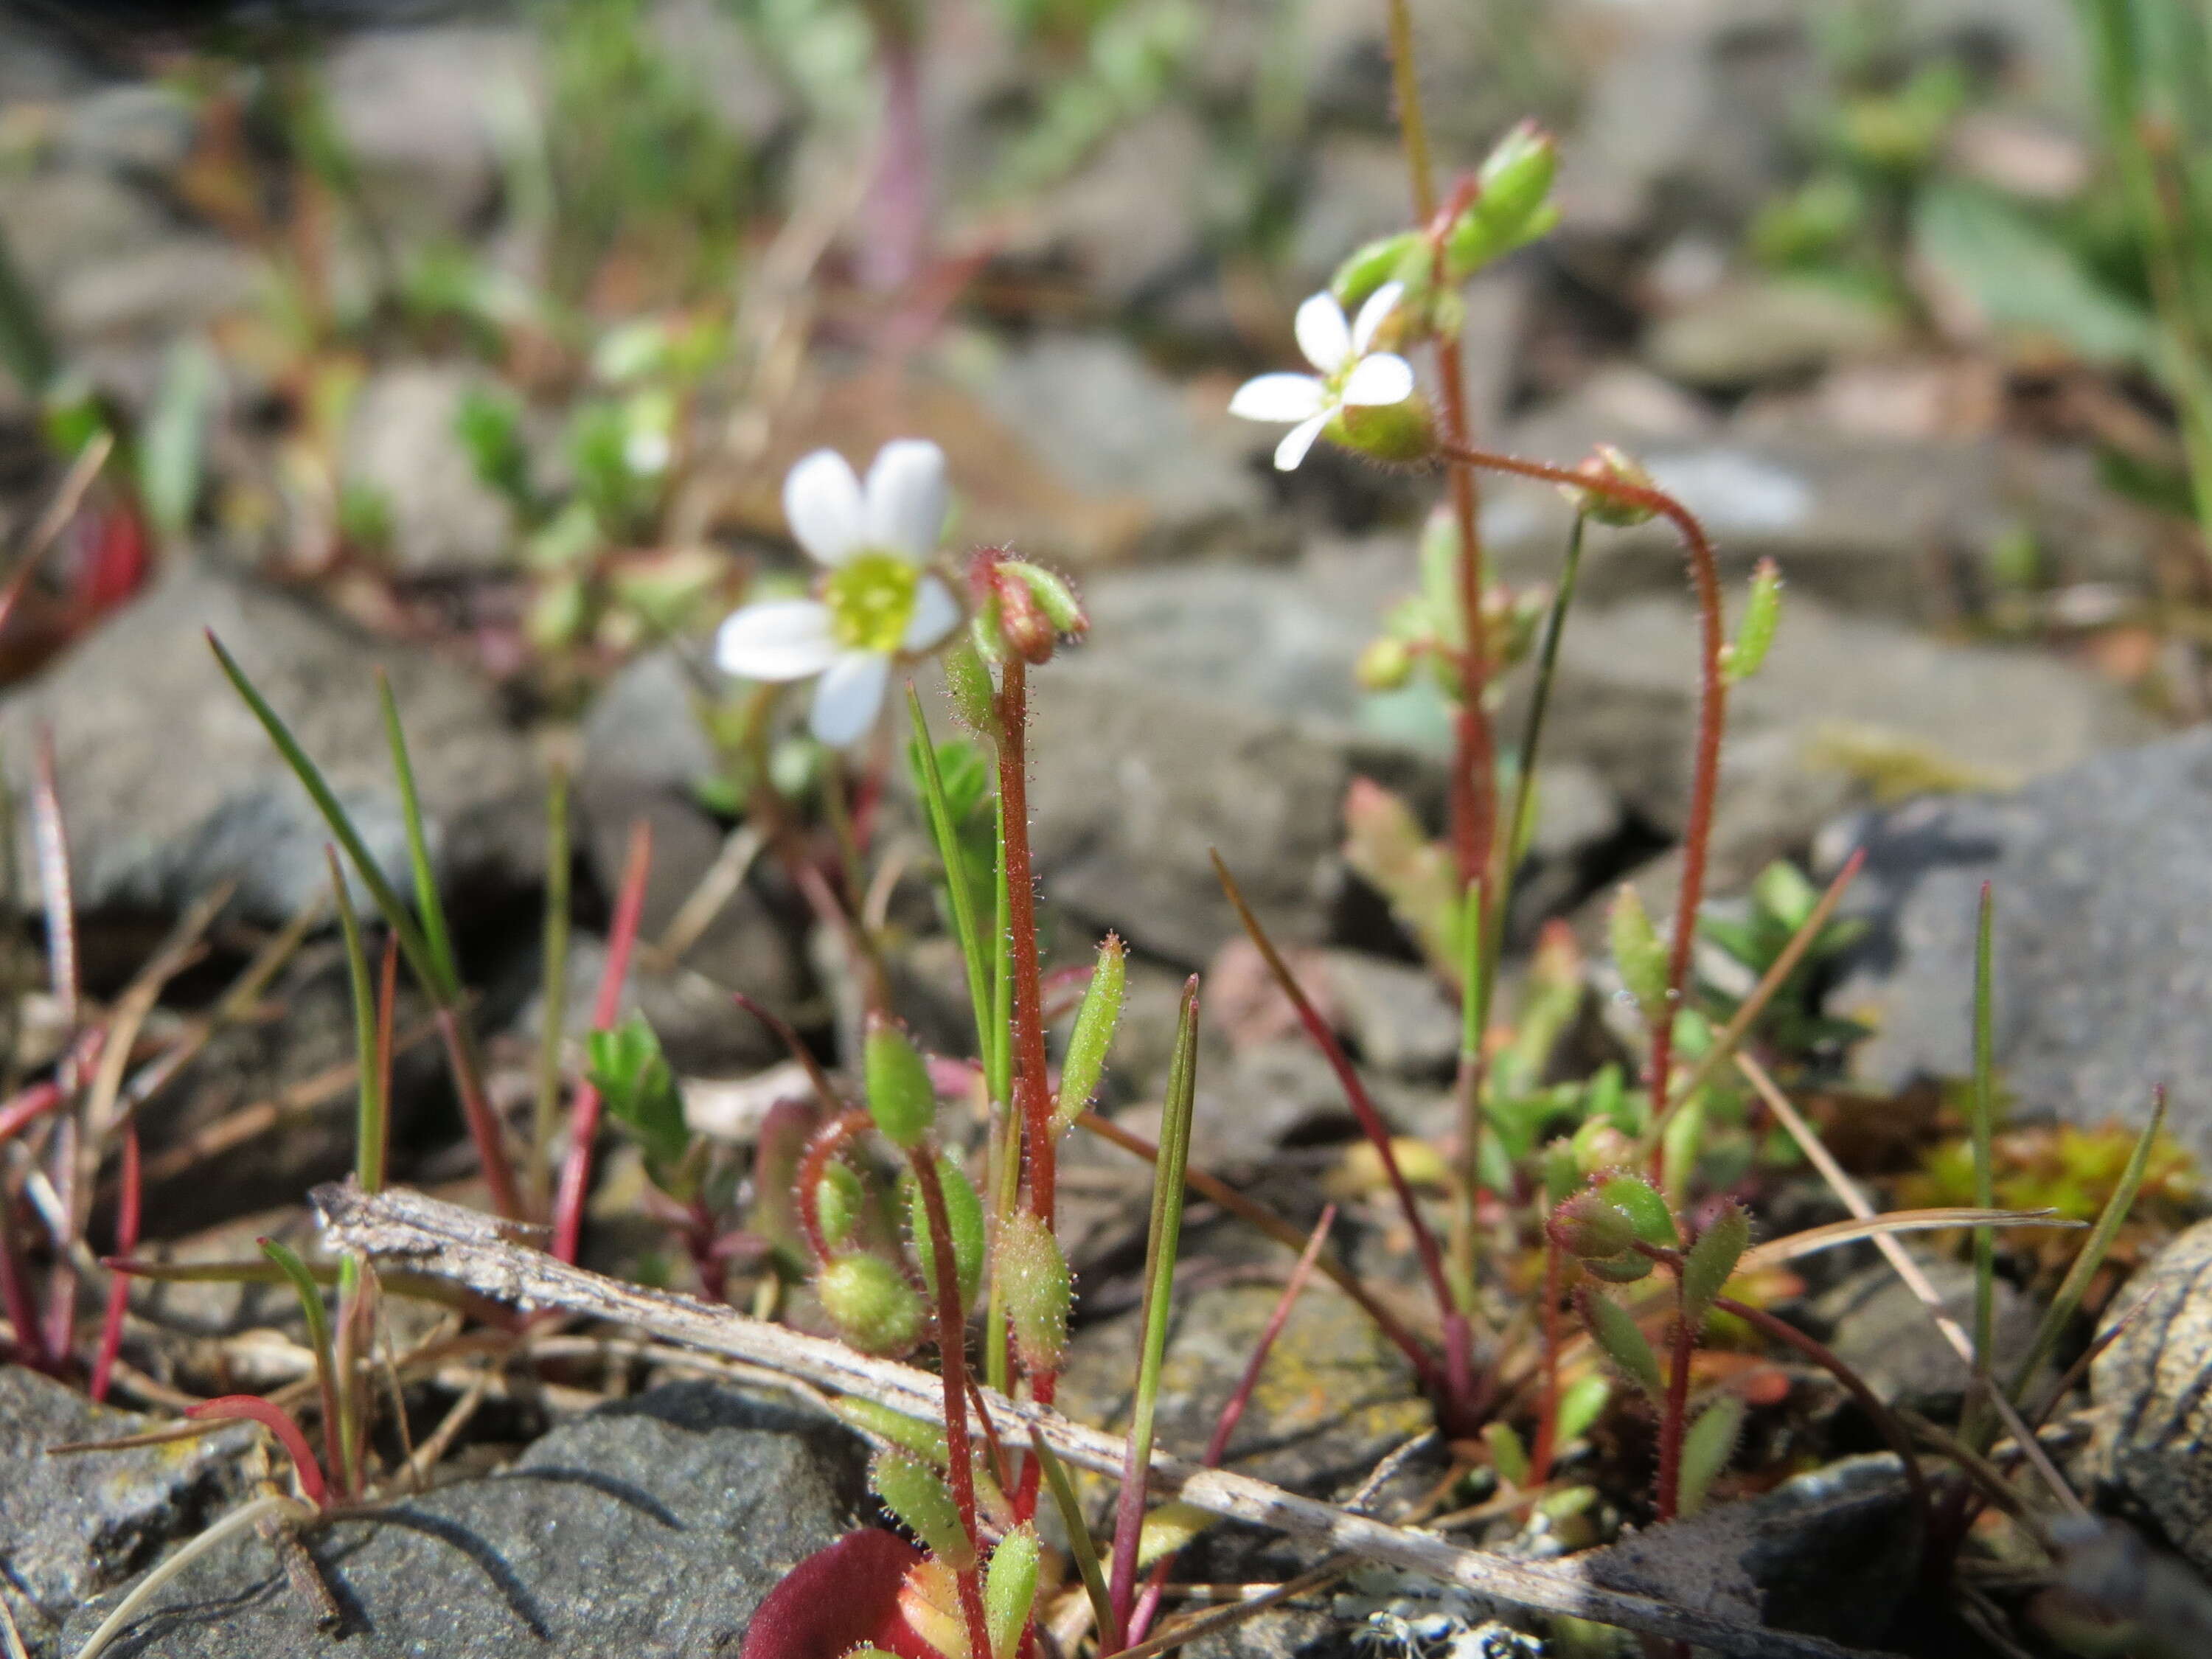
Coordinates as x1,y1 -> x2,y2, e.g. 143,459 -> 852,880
740,1528 -> 931,1659
187,1394 -> 327,1506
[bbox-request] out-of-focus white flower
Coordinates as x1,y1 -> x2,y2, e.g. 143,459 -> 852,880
714,439 -> 961,747
1228,282 -> 1416,470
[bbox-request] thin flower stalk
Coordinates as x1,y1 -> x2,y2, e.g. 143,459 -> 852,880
1653,1280 -> 1695,1524
908,1148 -> 993,1659
552,818 -> 654,1262
1436,442 -> 1726,1144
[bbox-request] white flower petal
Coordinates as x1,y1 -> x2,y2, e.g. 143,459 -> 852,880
1341,352 -> 1415,407
810,651 -> 891,748
1293,291 -> 1353,375
715,599 -> 838,681
863,439 -> 948,563
1351,281 -> 1406,354
902,574 -> 960,653
782,450 -> 866,566
1274,411 -> 1331,472
1228,372 -> 1327,424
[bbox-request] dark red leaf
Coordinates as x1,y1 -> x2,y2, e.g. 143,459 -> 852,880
740,1528 -> 930,1659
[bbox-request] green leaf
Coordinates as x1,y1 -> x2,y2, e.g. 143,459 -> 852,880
454,386 -> 535,512
1679,1394 -> 1745,1517
1052,934 -> 1124,1132
1554,1374 -> 1610,1447
905,1154 -> 986,1310
833,1397 -> 950,1469
863,1018 -> 937,1150
984,1525 -> 1040,1659
1608,883 -> 1669,1015
1483,1421 -> 1530,1486
1579,1288 -> 1663,1403
1911,182 -> 2157,369
1723,560 -> 1784,684
377,673 -> 461,1002
1680,1203 -> 1750,1322
871,1448 -> 974,1568
587,1014 -> 688,1175
1595,1175 -> 1678,1248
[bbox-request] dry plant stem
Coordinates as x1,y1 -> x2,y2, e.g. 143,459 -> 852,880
1211,852 -> 1473,1413
1126,1205 -> 1338,1646
910,1150 -> 993,1659
1075,1109 -> 1439,1389
551,817 -> 653,1262
317,1185 -> 1896,1659
1438,443 -> 1725,1142
1115,1555 -> 1360,1659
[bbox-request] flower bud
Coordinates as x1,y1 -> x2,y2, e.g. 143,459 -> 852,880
905,1154 -> 987,1310
1051,935 -> 1125,1134
984,1525 -> 1041,1659
1561,445 -> 1660,529
996,1208 -> 1072,1371
1355,635 -> 1416,692
865,1016 -> 937,1150
1445,120 -> 1560,277
1550,1189 -> 1638,1260
1595,1173 -> 1680,1249
815,1161 -> 866,1251
1607,883 -> 1670,1017
1327,396 -> 1437,467
1722,559 -> 1783,684
969,553 -> 1087,665
1331,229 -> 1422,311
818,1253 -> 925,1356
872,1448 -> 975,1568
942,636 -> 1000,735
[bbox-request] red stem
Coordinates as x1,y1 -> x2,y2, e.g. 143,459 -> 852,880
1437,442 -> 1725,1163
1213,854 -> 1471,1416
189,1395 -> 328,1508
1126,1206 -> 1337,1646
909,1150 -> 992,1659
1527,1231 -> 1565,1485
439,1011 -> 523,1223
88,1127 -> 139,1403
552,818 -> 654,1262
794,1110 -> 874,1265
0,1082 -> 62,1144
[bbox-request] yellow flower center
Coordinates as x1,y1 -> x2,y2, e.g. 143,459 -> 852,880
824,552 -> 919,654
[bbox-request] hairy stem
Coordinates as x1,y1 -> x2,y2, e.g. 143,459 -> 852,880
910,1149 -> 992,1659
1527,1230 -> 1565,1485
1653,1281 -> 1694,1523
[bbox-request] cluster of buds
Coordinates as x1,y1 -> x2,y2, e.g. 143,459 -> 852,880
967,550 -> 1087,667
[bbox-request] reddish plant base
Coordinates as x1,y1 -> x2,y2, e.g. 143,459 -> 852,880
740,1528 -> 935,1659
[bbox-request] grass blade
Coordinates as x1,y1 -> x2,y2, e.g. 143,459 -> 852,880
1105,975 -> 1200,1646
2005,1085 -> 2166,1408
907,689 -> 993,1071
377,670 -> 461,1001
328,849 -> 385,1194
257,1237 -> 349,1497
207,633 -> 434,987
1029,1426 -> 1115,1642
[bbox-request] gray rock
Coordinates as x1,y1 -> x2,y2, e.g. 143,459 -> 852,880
0,557 -> 543,925
997,106 -> 1211,313
1828,729 -> 2212,1158
48,238 -> 257,345
1645,279 -> 1901,391
2093,1220 -> 2212,1574
344,364 -> 519,576
321,26 -> 540,237
1,1366 -> 252,1657
1320,950 -> 1463,1080
1585,1454 -> 1916,1647
52,83 -> 198,175
1514,591 -> 2153,887
961,331 -> 1267,562
62,1380 -> 866,1658
1814,1256 -> 2039,1412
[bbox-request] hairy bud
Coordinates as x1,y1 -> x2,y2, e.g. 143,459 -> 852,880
818,1253 -> 924,1357
997,1209 -> 1073,1372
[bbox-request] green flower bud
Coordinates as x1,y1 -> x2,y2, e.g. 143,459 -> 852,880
996,1208 -> 1072,1372
1051,935 -> 1125,1133
872,1448 -> 976,1568
1561,444 -> 1660,528
999,560 -> 1087,636
942,636 -> 1000,735
1595,1173 -> 1680,1249
1327,396 -> 1437,467
865,1016 -> 938,1150
1445,120 -> 1560,276
815,1161 -> 866,1250
1550,1190 -> 1638,1261
818,1253 -> 924,1356
905,1154 -> 987,1310
1723,559 -> 1783,684
1355,635 -> 1416,692
1331,229 -> 1422,311
984,1524 -> 1040,1659
1576,1287 -> 1663,1404
1680,1201 -> 1750,1322
1607,883 -> 1670,1016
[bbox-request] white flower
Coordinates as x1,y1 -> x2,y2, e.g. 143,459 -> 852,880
1228,282 -> 1416,471
714,439 -> 962,747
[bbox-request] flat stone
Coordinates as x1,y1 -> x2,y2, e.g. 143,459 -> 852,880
1,1366 -> 252,1658
1828,730 -> 2212,1160
344,364 -> 519,576
61,1380 -> 866,1658
1813,1256 -> 2040,1412
2092,1220 -> 2212,1575
1645,278 -> 1901,390
0,557 -> 544,925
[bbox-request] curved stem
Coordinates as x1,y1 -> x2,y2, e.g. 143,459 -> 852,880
1438,442 -> 1727,1162
909,1149 -> 992,1659
793,1110 -> 873,1266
